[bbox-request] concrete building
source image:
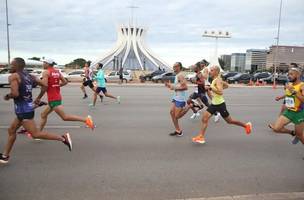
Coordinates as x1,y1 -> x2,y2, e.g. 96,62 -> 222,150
220,54 -> 231,71
245,49 -> 267,72
231,53 -> 246,72
266,45 -> 304,71
91,25 -> 170,71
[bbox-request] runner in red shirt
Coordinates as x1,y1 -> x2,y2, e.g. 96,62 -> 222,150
35,59 -> 95,131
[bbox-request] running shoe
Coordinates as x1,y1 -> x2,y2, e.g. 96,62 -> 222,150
176,131 -> 183,137
37,101 -> 47,107
89,103 -> 95,107
83,94 -> 88,99
99,95 -> 104,102
195,112 -> 201,117
0,153 -> 9,164
190,113 -> 197,119
192,135 -> 206,144
117,96 -> 121,104
245,122 -> 252,135
292,136 -> 300,145
214,113 -> 220,123
17,128 -> 27,135
191,99 -> 203,109
169,131 -> 183,136
85,115 -> 95,130
62,133 -> 72,151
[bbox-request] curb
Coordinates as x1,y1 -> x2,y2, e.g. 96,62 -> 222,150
177,192 -> 304,200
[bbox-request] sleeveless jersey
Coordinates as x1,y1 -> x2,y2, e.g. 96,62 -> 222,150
47,68 -> 62,102
285,82 -> 304,112
172,74 -> 187,102
211,76 -> 225,105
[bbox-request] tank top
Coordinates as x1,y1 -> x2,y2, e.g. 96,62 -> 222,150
285,82 -> 304,112
14,71 -> 34,114
47,67 -> 62,102
211,76 -> 225,105
172,74 -> 187,102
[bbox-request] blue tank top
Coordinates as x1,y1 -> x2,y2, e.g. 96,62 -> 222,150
14,71 -> 34,114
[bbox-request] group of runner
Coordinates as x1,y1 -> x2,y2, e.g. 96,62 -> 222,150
1,57 -> 303,164
0,58 -> 120,164
166,62 -> 252,144
166,61 -> 303,146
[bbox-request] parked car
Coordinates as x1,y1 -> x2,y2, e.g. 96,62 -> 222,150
227,73 -> 251,84
105,71 -> 133,83
66,70 -> 85,82
0,68 -> 41,87
222,72 -> 238,81
252,72 -> 271,81
141,70 -> 165,81
259,74 -> 288,85
0,68 -> 11,87
185,73 -> 196,82
152,72 -> 175,83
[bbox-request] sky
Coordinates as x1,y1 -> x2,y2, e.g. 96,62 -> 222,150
0,0 -> 303,67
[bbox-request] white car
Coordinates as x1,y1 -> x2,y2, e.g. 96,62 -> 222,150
185,72 -> 196,82
66,70 -> 85,82
0,68 -> 41,87
0,68 -> 10,87
105,71 -> 133,83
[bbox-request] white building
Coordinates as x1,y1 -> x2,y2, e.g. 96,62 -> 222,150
231,53 -> 246,72
245,49 -> 267,72
91,25 -> 170,71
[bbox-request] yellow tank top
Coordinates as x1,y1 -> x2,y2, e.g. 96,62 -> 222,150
211,77 -> 225,105
285,82 -> 304,112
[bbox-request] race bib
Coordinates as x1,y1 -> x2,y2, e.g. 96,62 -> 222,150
285,96 -> 295,109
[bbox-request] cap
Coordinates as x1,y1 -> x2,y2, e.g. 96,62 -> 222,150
41,58 -> 56,65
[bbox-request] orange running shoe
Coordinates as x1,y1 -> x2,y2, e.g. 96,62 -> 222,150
85,115 -> 95,130
245,122 -> 252,135
192,135 -> 206,144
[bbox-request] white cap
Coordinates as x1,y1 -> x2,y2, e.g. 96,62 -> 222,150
41,58 -> 56,65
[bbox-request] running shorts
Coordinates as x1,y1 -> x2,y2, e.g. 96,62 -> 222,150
83,79 -> 94,88
49,100 -> 62,109
96,87 -> 107,94
172,99 -> 186,108
207,102 -> 230,118
16,111 -> 35,121
189,92 -> 210,107
283,109 -> 304,125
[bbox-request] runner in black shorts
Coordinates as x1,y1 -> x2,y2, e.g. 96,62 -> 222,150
187,62 -> 220,121
81,61 -> 104,101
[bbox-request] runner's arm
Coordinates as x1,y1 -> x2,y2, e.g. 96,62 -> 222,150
34,71 -> 48,103
59,73 -> 68,87
211,78 -> 223,95
4,74 -> 19,100
175,75 -> 188,91
223,81 -> 229,89
275,95 -> 285,101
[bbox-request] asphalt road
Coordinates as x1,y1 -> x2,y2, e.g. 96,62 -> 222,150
0,85 -> 303,200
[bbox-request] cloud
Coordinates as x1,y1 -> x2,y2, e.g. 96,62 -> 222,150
0,0 -> 303,66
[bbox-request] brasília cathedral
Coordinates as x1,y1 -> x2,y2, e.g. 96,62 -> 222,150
91,25 -> 171,71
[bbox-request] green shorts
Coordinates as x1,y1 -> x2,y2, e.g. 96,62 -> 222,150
49,100 -> 62,109
283,109 -> 304,125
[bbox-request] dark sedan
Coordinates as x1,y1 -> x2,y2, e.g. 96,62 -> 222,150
227,73 -> 252,84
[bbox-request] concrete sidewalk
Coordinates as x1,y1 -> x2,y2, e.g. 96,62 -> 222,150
178,192 -> 304,200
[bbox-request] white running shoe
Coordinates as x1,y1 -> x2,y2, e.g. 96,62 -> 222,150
117,96 -> 121,104
190,113 -> 197,119
214,113 -> 220,123
195,112 -> 201,118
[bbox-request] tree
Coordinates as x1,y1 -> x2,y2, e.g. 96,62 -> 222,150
65,58 -> 87,69
28,57 -> 41,61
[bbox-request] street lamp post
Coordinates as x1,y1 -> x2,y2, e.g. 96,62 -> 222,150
202,30 -> 231,71
5,0 -> 11,66
273,0 -> 283,89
